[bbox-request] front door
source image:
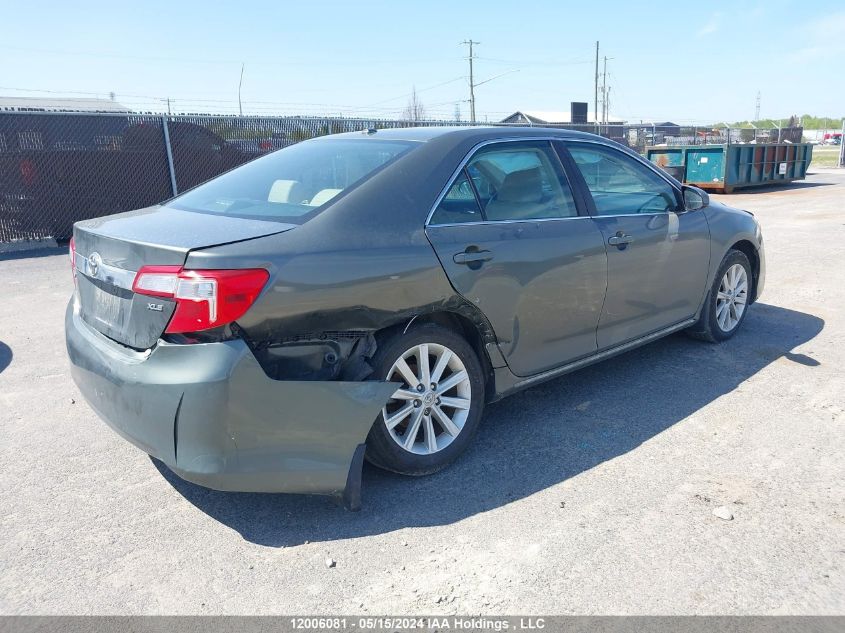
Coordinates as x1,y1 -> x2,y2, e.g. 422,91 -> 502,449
562,141 -> 711,349
425,140 -> 607,377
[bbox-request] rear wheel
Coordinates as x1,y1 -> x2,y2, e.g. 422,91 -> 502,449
365,323 -> 485,475
687,249 -> 752,342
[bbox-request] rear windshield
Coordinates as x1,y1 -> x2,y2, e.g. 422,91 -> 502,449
166,138 -> 416,222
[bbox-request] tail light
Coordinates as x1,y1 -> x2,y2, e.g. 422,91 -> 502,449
132,266 -> 269,333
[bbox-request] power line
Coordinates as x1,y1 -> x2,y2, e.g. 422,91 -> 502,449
0,44 -> 463,68
475,55 -> 593,67
363,76 -> 466,108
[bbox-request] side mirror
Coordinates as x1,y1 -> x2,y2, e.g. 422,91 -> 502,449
682,185 -> 709,211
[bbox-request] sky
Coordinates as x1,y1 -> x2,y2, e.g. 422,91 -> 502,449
1,0 -> 843,124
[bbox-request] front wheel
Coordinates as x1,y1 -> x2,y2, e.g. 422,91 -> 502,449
687,249 -> 752,342
365,323 -> 485,475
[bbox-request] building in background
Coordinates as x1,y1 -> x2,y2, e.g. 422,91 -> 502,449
500,110 -> 626,125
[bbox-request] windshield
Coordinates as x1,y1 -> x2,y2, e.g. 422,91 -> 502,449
166,138 -> 416,222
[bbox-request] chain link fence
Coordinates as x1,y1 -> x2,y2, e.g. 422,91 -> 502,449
0,111 -> 805,242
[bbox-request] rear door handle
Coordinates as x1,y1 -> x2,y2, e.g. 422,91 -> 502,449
453,250 -> 493,265
607,233 -> 634,247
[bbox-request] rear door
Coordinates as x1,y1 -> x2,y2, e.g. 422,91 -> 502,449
560,141 -> 711,349
425,140 -> 607,377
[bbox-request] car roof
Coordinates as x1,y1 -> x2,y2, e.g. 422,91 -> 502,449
327,125 -> 602,143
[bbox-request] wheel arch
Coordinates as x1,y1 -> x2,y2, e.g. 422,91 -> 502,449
374,309 -> 499,403
728,239 -> 760,304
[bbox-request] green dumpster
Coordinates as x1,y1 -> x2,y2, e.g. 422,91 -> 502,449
646,143 -> 813,193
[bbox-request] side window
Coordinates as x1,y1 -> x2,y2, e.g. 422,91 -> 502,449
567,144 -> 679,216
468,142 -> 577,221
430,170 -> 482,224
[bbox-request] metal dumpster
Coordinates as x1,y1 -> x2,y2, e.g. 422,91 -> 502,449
646,143 -> 813,193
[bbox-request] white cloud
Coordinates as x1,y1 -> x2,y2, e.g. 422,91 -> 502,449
696,12 -> 722,38
788,11 -> 845,63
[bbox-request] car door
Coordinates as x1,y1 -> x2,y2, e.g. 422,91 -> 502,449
560,141 -> 711,349
425,140 -> 607,377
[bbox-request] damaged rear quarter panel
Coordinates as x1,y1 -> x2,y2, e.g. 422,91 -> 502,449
184,137 -> 503,376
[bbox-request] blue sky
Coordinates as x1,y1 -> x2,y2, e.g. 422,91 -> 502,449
2,0 -> 843,123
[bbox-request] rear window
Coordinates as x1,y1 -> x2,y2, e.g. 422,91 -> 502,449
166,138 -> 416,222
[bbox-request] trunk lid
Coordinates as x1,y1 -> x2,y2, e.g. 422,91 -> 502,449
73,205 -> 293,349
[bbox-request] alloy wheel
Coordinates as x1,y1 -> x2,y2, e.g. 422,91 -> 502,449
716,263 -> 748,332
382,343 -> 472,455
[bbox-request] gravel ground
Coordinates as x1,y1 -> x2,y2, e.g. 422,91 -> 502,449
1,170 -> 843,615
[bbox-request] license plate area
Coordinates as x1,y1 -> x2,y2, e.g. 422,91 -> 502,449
78,274 -> 133,334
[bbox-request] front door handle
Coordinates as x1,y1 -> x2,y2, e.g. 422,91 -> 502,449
608,232 -> 634,248
453,250 -> 493,266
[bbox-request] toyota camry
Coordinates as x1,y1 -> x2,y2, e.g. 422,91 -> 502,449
66,126 -> 765,509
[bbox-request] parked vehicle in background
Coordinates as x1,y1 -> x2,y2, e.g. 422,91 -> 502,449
228,133 -> 294,155
65,127 -> 765,509
0,116 -> 261,240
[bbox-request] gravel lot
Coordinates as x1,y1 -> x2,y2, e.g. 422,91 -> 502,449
1,170 -> 843,615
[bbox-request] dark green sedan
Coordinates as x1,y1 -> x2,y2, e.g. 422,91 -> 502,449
66,126 -> 765,509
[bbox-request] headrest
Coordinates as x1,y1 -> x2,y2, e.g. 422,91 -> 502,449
268,179 -> 305,203
309,188 -> 342,206
496,168 -> 543,203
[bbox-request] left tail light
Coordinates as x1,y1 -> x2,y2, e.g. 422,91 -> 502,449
132,266 -> 269,333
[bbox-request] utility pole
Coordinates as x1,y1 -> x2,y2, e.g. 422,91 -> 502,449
602,56 -> 611,124
461,40 -> 480,123
238,63 -> 245,116
594,41 -> 599,131
166,97 -> 171,116
755,90 -> 761,121
606,86 -> 611,125
602,56 -> 607,124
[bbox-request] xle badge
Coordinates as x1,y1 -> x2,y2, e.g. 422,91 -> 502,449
147,303 -> 164,312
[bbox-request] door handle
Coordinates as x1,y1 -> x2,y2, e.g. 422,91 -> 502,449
453,250 -> 493,265
607,232 -> 634,248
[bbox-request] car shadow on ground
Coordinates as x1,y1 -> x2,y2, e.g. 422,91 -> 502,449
0,342 -> 12,374
720,180 -> 835,195
153,303 -> 823,546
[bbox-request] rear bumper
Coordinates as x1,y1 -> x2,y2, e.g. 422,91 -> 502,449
65,300 -> 395,503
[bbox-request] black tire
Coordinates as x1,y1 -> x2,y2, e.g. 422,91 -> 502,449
686,249 -> 752,342
365,322 -> 486,476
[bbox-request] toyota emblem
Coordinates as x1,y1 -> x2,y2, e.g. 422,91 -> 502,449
87,252 -> 102,277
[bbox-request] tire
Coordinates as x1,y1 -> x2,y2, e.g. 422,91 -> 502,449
687,249 -> 753,342
365,322 -> 486,475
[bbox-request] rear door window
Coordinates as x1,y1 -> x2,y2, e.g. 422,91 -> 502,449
429,170 -> 483,224
429,141 -> 578,224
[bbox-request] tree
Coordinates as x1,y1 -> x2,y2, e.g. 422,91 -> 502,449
403,86 -> 426,122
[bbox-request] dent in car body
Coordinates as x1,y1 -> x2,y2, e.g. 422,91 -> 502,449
66,301 -> 397,502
